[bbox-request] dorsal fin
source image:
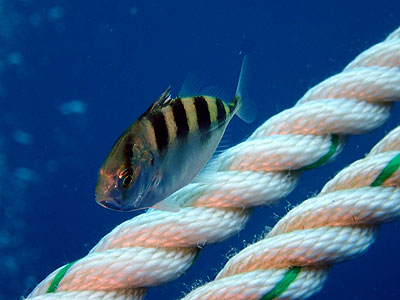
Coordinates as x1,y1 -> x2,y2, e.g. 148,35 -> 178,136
178,75 -> 230,102
146,86 -> 172,112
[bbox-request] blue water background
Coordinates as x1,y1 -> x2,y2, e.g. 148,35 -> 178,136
1,1 -> 399,299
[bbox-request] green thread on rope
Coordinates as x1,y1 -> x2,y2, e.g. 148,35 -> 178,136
371,153 -> 400,187
47,260 -> 79,293
260,266 -> 301,300
298,135 -> 340,171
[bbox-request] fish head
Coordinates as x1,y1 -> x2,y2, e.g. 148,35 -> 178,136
95,136 -> 157,211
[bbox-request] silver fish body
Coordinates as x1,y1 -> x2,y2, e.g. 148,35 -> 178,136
96,57 -> 255,211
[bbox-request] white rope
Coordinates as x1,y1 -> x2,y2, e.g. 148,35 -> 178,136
27,27 -> 400,299
25,289 -> 146,300
182,126 -> 400,300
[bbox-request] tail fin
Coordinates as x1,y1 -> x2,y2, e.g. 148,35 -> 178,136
232,55 -> 257,123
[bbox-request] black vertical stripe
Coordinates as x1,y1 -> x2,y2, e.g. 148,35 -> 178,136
148,112 -> 169,152
215,98 -> 227,125
194,96 -> 211,131
172,98 -> 189,139
123,137 -> 134,169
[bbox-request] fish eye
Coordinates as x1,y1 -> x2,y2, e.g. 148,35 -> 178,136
123,175 -> 132,186
119,168 -> 135,189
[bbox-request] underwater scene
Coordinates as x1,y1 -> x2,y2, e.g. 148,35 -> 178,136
1,0 -> 400,299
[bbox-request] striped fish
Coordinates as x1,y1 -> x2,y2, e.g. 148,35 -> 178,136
96,57 -> 254,211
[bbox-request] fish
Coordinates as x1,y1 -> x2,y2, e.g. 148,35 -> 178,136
95,56 -> 255,212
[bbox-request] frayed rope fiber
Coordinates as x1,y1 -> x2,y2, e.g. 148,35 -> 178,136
27,26 -> 400,300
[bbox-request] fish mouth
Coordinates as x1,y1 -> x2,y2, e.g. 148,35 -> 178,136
96,194 -> 126,211
96,193 -> 143,212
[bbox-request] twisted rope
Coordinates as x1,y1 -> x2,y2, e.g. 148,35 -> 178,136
27,26 -> 400,300
182,125 -> 400,300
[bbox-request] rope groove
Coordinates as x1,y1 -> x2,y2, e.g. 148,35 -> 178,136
182,126 -> 400,300
27,26 -> 400,300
